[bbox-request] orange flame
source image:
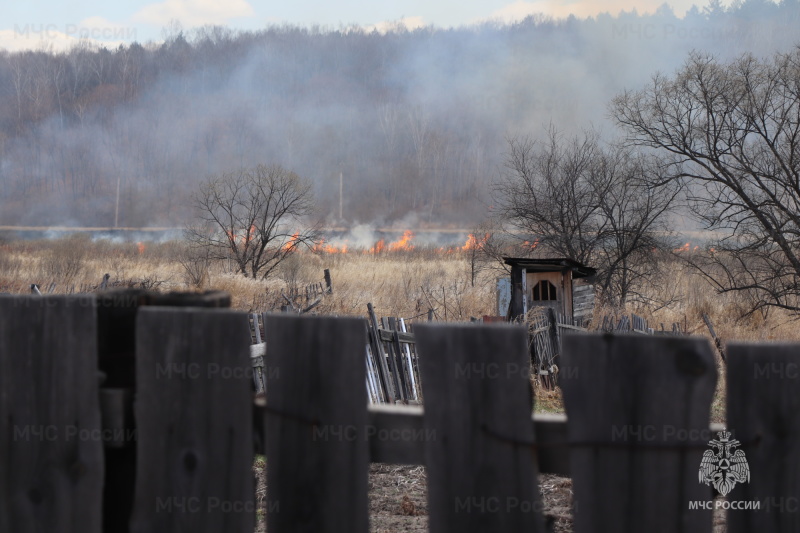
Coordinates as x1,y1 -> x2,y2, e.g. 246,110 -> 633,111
283,232 -> 300,251
245,225 -> 257,244
226,226 -> 258,245
674,242 -> 691,253
522,239 -> 539,250
136,242 -> 145,254
323,242 -> 348,254
462,233 -> 489,251
388,230 -> 415,252
369,239 -> 386,254
312,238 -> 349,254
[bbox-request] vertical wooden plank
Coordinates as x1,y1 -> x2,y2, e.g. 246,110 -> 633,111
264,314 -> 369,533
324,268 -> 333,293
130,308 -> 253,533
381,317 -> 405,402
0,295 -> 103,533
399,318 -> 419,402
415,323 -> 545,533
95,288 -> 144,533
252,313 -> 263,344
727,343 -> 800,532
561,333 -> 717,533
367,303 -> 394,403
388,318 -> 409,402
510,266 -> 525,319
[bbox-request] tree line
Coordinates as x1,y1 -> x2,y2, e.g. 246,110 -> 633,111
1,1 -> 800,227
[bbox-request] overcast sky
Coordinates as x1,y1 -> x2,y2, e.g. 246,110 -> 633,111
1,0 -> 733,51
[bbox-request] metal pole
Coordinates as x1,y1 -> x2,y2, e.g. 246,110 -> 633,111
114,176 -> 121,228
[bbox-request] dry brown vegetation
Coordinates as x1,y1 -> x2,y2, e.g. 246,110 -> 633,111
8,234 -> 797,427
2,235 -> 800,344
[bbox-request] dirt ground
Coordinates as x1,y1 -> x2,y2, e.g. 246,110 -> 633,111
254,461 -> 575,532
254,461 -> 729,532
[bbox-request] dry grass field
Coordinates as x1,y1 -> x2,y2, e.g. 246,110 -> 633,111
2,233 -> 799,344
7,232 -> 798,428
5,232 -> 798,426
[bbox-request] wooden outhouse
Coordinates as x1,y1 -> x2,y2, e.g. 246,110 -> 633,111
502,257 -> 596,323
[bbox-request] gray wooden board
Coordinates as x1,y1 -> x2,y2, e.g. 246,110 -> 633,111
368,304 -> 394,403
727,342 -> 800,532
561,333 -> 717,533
415,323 -> 545,533
367,404 -> 426,464
256,401 -> 572,474
0,295 -> 103,533
378,329 -> 415,344
264,314 -> 369,533
130,308 -> 254,533
388,318 -> 410,402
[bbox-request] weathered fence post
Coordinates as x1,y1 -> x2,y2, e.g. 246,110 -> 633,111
727,342 -> 800,532
415,322 -> 546,533
324,268 -> 332,294
96,289 -> 231,533
130,307 -> 253,533
0,295 -> 103,533
264,314 -> 370,533
561,333 -> 717,532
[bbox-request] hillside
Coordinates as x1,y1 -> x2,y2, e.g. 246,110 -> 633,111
1,1 -> 799,228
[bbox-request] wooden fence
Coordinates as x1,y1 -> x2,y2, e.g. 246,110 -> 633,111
250,307 -> 683,399
248,305 -> 423,403
2,294 -> 799,532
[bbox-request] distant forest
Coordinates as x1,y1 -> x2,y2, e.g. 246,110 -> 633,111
1,0 -> 799,227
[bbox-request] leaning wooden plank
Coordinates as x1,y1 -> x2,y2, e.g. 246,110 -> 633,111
561,333 -> 717,533
378,329 -> 416,343
130,308 -> 253,533
388,318 -> 410,402
556,323 -> 586,332
381,317 -> 405,403
727,343 -> 800,533
365,345 -> 383,404
416,323 -> 545,533
368,303 -> 395,403
0,295 -> 103,533
250,342 -> 266,394
264,314 -> 369,533
399,318 -> 419,401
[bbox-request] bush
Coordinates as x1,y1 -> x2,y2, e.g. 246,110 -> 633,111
39,234 -> 89,286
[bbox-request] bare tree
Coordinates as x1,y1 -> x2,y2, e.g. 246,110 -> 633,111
592,150 -> 681,306
612,48 -> 800,314
186,164 -> 320,279
494,128 -> 679,306
497,130 -> 606,264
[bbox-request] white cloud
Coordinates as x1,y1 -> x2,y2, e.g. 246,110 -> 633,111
365,16 -> 426,34
485,0 -> 700,22
133,0 -> 255,27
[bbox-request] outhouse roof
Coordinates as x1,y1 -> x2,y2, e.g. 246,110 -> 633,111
502,257 -> 597,278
